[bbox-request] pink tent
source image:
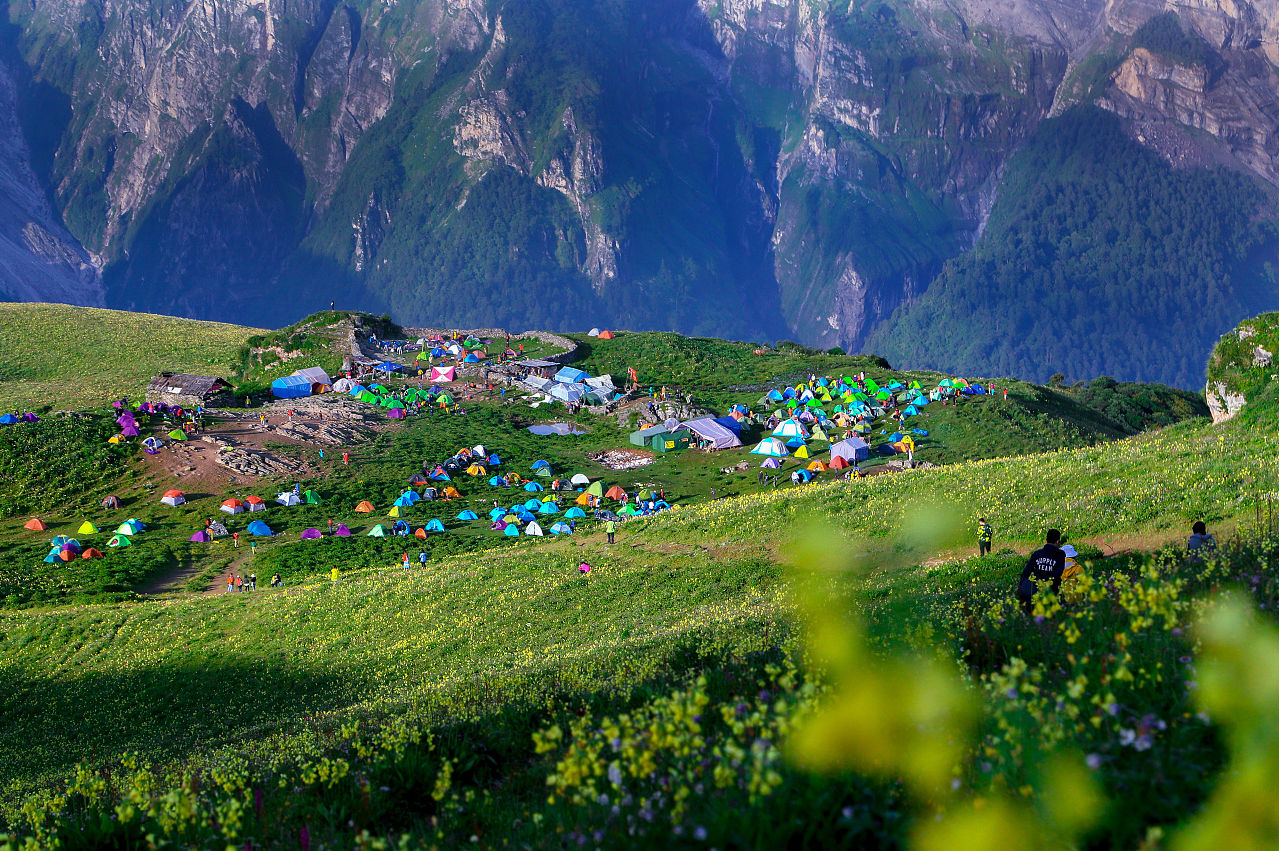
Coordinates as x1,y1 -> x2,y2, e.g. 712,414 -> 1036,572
430,366 -> 456,383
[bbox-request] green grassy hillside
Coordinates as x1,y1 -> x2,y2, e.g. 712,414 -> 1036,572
0,408 -> 1273,848
0,304 -> 263,411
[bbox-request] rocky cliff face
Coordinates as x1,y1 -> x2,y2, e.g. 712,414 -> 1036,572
0,0 -> 1273,356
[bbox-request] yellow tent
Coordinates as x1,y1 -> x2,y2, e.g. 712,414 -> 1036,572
77,521 -> 99,534
794,445 -> 810,459
387,505 -> 403,517
466,464 -> 487,476
807,461 -> 827,472
442,486 -> 462,499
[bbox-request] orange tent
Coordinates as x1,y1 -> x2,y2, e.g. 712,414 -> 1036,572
442,486 -> 462,499
162,489 -> 184,498
58,550 -> 74,561
598,330 -> 615,339
222,498 -> 244,509
355,501 -> 375,513
605,485 -> 627,501
23,518 -> 46,531
829,456 -> 849,470
807,460 -> 827,472
245,495 -> 266,506
414,528 -> 427,540
81,548 -> 104,559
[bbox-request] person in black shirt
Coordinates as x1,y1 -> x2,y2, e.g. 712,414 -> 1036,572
1018,528 -> 1066,614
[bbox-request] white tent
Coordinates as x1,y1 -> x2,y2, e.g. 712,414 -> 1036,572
219,502 -> 245,515
551,383 -> 588,403
293,366 -> 333,386
830,436 -> 871,463
332,377 -> 354,393
525,521 -> 544,536
588,328 -> 601,336
585,374 -> 615,393
570,473 -> 591,485
276,492 -> 301,506
160,494 -> 186,507
679,417 -> 743,450
750,438 -> 788,457
772,419 -> 809,439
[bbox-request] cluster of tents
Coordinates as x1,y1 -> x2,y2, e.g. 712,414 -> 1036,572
0,413 -> 39,425
340,381 -> 456,418
522,366 -> 618,406
25,512 -> 150,554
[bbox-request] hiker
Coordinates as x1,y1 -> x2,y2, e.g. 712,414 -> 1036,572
1187,521 -> 1217,554
1017,529 -> 1066,615
234,574 -> 243,592
977,517 -> 993,556
402,553 -> 410,570
757,470 -> 764,486
232,532 -> 239,549
343,452 -> 350,465
271,573 -> 282,587
327,519 -> 334,534
226,574 -> 235,593
1059,546 -> 1082,600
419,551 -> 428,566
250,541 -> 257,556
287,409 -> 294,423
249,573 -> 257,591
606,519 -> 616,544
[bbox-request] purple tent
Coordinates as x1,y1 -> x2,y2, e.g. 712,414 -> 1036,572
333,524 -> 351,537
121,425 -> 140,437
189,530 -> 212,542
20,413 -> 38,423
760,457 -> 782,468
490,520 -> 507,530
116,413 -> 135,426
387,408 -> 407,419
301,528 -> 322,539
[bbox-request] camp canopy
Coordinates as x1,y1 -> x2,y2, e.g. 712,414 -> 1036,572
679,417 -> 742,450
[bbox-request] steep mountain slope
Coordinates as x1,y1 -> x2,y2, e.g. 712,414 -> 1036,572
0,0 -> 1274,375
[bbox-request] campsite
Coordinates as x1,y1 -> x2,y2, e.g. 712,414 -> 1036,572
0,307 -> 1273,851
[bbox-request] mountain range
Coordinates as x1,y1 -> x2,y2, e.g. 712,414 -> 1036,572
0,0 -> 1274,387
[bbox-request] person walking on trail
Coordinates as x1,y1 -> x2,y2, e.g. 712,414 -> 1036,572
343,452 -> 350,466
1017,529 -> 1066,615
250,541 -> 257,557
977,517 -> 993,556
226,573 -> 235,593
249,573 -> 257,591
232,532 -> 239,549
1187,520 -> 1217,554
234,574 -> 243,592
606,519 -> 616,544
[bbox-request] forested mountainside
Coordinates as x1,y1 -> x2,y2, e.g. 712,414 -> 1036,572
0,0 -> 1274,387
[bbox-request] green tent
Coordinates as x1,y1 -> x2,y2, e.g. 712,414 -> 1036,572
386,399 -> 406,410
359,391 -> 378,404
811,426 -> 829,442
107,534 -> 131,548
437,394 -> 454,406
535,467 -> 552,477
367,524 -> 386,538
167,429 -> 187,440
586,481 -> 604,498
304,490 -> 321,504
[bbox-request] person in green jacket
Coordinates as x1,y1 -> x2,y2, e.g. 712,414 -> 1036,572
978,517 -> 993,556
606,519 -> 616,544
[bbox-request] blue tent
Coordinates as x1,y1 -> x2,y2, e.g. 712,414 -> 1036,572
524,499 -> 542,510
515,510 -> 536,523
489,507 -> 507,520
430,470 -> 451,481
424,519 -> 445,532
503,525 -> 520,536
524,481 -> 544,492
537,501 -> 559,515
765,390 -> 784,401
564,507 -> 586,518
912,396 -> 929,406
431,347 -> 446,357
487,453 -> 501,465
457,510 -> 478,520
531,460 -> 551,470
795,469 -> 813,483
903,405 -> 920,416
394,493 -> 420,507
376,361 -> 402,373
713,416 -> 743,436
348,384 -> 367,396
550,522 -> 572,534
488,476 -> 504,487
271,375 -> 312,399
0,414 -> 17,424
785,436 -> 807,448
393,519 -> 410,534
247,520 -> 273,536
554,366 -> 591,384
889,432 -> 905,443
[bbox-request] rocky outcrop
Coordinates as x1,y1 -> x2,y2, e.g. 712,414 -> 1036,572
1205,381 -> 1248,423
